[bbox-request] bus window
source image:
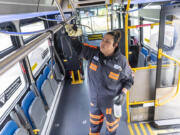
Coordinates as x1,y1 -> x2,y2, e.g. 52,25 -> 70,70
0,62 -> 26,118
0,34 -> 12,52
20,21 -> 45,41
0,23 -> 18,59
80,7 -> 111,34
166,15 -> 180,58
28,39 -> 50,76
143,20 -> 159,51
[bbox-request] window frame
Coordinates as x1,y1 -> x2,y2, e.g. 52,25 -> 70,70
0,22 -> 19,59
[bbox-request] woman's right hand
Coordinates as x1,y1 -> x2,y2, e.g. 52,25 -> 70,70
65,24 -> 82,37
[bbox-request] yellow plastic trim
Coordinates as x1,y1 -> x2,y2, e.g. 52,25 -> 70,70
125,0 -> 131,60
126,91 -> 130,123
33,129 -> 40,134
71,70 -> 83,84
129,100 -> 155,105
132,64 -> 176,71
155,50 -> 180,106
31,62 -> 38,71
158,49 -> 162,59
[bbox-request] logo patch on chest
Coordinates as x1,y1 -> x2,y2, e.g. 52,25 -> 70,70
93,56 -> 99,61
114,64 -> 122,71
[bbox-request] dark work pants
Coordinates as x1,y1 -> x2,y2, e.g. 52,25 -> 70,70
89,101 -> 120,135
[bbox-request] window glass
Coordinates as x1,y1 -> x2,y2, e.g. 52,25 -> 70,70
80,7 -> 113,34
0,34 -> 12,52
130,18 -> 139,40
0,62 -> 26,118
28,40 -> 50,76
143,21 -> 159,51
20,21 -> 45,40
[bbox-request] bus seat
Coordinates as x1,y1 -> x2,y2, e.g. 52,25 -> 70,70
21,90 -> 46,131
41,79 -> 54,107
36,74 -> 47,105
137,52 -> 146,67
43,66 -> 50,80
14,128 -> 29,135
0,120 -> 29,135
35,68 -> 54,107
43,65 -> 58,94
150,53 -> 157,64
141,47 -> 149,56
21,91 -> 35,128
54,63 -> 64,81
49,62 -> 64,81
36,74 -> 44,94
48,71 -> 58,94
49,60 -> 55,66
29,97 -> 47,131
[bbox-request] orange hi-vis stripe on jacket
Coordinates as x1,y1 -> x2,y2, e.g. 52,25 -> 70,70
83,43 -> 98,49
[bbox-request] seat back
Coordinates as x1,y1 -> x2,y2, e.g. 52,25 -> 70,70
0,120 -> 18,135
14,128 -> 29,135
151,53 -> 157,64
36,74 -> 44,94
29,97 -> 47,131
43,66 -> 50,80
41,79 -> 54,107
141,47 -> 149,57
21,91 -> 35,128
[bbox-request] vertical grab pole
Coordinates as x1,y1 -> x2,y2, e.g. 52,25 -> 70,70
125,0 -> 131,60
54,0 -> 66,21
69,0 -> 75,12
125,0 -> 131,123
126,91 -> 130,123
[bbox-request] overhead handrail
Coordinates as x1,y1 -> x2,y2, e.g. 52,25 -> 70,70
132,63 -> 177,72
128,21 -> 172,29
0,15 -> 75,76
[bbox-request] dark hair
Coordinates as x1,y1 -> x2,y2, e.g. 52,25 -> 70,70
106,30 -> 121,46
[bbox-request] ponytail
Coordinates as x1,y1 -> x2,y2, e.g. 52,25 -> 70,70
106,30 -> 121,46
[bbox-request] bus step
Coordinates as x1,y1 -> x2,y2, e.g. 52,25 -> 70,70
154,119 -> 180,129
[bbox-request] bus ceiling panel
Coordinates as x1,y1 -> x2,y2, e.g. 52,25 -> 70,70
0,11 -> 71,24
0,0 -> 54,5
0,0 -> 57,15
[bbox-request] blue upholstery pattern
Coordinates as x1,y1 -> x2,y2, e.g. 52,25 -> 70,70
141,47 -> 149,56
36,74 -> 45,93
43,66 -> 50,80
49,60 -> 55,67
151,53 -> 157,62
0,120 -> 18,135
21,91 -> 35,128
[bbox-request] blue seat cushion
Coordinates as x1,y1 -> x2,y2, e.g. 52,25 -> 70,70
151,53 -> 157,62
36,74 -> 45,93
21,90 -> 35,128
0,120 -> 18,135
43,66 -> 50,80
141,47 -> 149,56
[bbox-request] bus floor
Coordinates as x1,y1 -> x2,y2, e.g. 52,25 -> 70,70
50,80 -> 180,135
50,79 -> 130,135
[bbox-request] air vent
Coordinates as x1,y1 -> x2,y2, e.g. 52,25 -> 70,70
73,0 -> 110,8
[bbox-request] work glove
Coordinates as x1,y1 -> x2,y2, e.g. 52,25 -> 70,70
65,24 -> 82,37
113,92 -> 126,106
113,92 -> 126,118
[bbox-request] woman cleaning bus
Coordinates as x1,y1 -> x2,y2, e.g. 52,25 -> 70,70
65,24 -> 134,135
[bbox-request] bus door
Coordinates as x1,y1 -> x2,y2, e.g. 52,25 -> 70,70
154,3 -> 180,127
